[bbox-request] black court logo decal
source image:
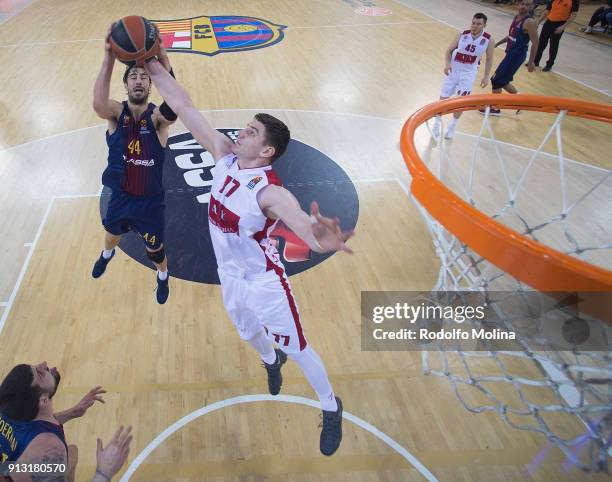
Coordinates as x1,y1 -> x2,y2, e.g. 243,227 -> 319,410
100,130 -> 359,285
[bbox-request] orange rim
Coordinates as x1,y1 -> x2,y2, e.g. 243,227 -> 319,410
400,94 -> 612,294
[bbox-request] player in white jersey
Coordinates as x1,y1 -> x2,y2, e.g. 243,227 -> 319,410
432,13 -> 495,139
145,50 -> 353,457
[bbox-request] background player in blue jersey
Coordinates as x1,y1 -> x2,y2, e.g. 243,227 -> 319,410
0,362 -> 128,481
482,0 -> 539,116
91,27 -> 178,304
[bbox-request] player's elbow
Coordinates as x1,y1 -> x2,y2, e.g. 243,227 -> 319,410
93,101 -> 109,119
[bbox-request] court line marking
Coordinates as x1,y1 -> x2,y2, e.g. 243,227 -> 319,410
291,21 -> 437,29
389,0 -> 611,97
120,394 -> 438,482
0,110 -> 605,335
0,21 -> 439,48
0,193 -> 100,335
1,109 -> 400,154
0,38 -> 102,48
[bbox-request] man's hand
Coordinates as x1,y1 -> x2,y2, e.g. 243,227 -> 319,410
480,77 -> 489,88
527,61 -> 536,72
554,25 -> 565,34
104,24 -> 116,60
56,386 -> 106,424
444,66 -> 452,75
96,426 -> 133,480
310,202 -> 354,254
156,33 -> 172,71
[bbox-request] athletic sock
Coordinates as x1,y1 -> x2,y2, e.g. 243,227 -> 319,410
158,270 -> 168,281
102,249 -> 114,260
289,346 -> 338,412
249,329 -> 277,365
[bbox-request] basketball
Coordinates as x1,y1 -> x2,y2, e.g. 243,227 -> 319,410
109,16 -> 160,66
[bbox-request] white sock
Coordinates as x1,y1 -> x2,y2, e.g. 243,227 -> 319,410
157,270 -> 168,281
102,249 -> 114,259
448,117 -> 458,127
249,329 -> 277,365
289,346 -> 338,412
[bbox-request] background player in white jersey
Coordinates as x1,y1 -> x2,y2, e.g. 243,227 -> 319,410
144,49 -> 353,457
432,13 -> 495,140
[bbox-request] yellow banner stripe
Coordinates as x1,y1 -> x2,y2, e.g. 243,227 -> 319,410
154,21 -> 192,30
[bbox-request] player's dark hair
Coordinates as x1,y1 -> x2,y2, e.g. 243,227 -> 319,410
123,65 -> 150,83
0,364 -> 41,421
255,113 -> 291,162
473,12 -> 488,23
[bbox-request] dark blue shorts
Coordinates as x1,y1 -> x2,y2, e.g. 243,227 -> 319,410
102,191 -> 165,250
491,50 -> 527,90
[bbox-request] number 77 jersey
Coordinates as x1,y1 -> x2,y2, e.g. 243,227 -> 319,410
208,154 -> 284,275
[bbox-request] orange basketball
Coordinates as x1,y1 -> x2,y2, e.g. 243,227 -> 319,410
109,16 -> 160,66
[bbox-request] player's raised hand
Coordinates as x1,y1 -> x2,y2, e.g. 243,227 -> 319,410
104,24 -> 116,59
156,35 -> 172,71
71,386 -> 106,418
96,426 -> 133,480
310,202 -> 354,254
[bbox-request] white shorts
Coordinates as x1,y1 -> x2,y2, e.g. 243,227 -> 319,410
218,267 -> 308,354
440,68 -> 477,98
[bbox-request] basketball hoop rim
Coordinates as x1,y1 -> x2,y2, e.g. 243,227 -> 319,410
400,94 -> 612,292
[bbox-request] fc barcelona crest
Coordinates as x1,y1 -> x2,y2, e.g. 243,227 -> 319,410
153,15 -> 286,56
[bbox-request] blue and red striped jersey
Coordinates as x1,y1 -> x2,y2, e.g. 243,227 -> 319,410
1,412 -> 67,463
102,102 -> 165,197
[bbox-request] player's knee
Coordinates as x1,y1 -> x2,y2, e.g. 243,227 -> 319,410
146,246 -> 166,264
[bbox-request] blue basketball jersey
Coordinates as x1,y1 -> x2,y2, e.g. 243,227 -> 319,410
102,102 -> 165,197
506,15 -> 533,54
0,412 -> 67,463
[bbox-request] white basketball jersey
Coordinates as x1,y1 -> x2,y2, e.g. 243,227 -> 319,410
451,30 -> 491,72
208,154 -> 284,275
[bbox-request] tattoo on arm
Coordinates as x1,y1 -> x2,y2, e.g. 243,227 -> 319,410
29,448 -> 67,482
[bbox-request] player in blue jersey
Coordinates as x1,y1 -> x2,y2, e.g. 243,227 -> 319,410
481,0 -> 539,116
91,28 -> 178,304
0,363 -> 125,481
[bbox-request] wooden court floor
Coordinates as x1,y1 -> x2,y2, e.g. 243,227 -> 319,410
0,1 -> 611,481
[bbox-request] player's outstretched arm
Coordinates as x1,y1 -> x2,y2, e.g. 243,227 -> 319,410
152,42 -> 178,128
93,25 -> 123,121
257,185 -> 354,254
54,386 -> 106,425
145,59 -> 233,162
525,18 -> 539,71
494,35 -> 508,48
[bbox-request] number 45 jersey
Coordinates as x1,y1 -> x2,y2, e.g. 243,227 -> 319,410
451,30 -> 491,73
208,154 -> 285,275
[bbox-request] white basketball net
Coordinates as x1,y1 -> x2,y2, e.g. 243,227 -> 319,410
411,105 -> 612,472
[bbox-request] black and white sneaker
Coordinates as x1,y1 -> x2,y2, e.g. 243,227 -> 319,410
320,397 -> 343,456
92,250 -> 115,278
156,274 -> 169,304
262,349 -> 287,395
